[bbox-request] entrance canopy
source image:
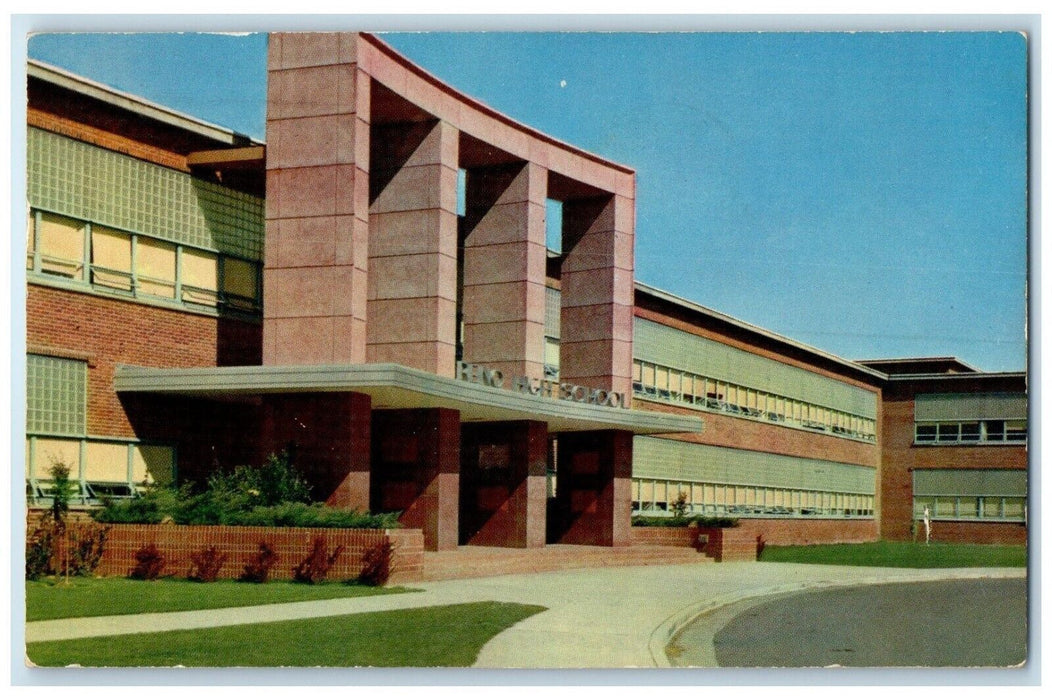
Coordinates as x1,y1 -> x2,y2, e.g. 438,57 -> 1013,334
115,363 -> 703,435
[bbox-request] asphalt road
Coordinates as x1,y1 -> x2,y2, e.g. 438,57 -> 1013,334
670,577 -> 1027,668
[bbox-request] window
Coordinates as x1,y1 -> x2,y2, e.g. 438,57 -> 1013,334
631,358 -> 876,442
915,419 -> 1027,445
26,437 -> 175,506
544,337 -> 560,379
912,469 -> 1026,522
630,476 -> 874,519
28,209 -> 263,317
182,248 -> 219,306
37,212 -> 85,279
26,354 -> 87,436
137,238 -> 177,298
222,257 -> 259,311
1006,420 -> 1027,442
91,225 -> 133,292
916,424 -> 937,442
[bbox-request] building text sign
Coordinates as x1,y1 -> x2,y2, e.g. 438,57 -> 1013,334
456,361 -> 628,409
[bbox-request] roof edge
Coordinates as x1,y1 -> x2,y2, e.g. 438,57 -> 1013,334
28,58 -> 263,148
884,371 -> 1027,381
855,356 -> 982,372
634,281 -> 888,382
362,32 -> 634,176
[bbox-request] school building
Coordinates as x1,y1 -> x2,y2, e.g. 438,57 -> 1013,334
23,32 -> 1028,552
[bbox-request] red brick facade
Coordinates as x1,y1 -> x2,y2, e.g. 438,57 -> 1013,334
27,284 -> 262,439
878,377 -> 1027,543
634,397 -> 878,468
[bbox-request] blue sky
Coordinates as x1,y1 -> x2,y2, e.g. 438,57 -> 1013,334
26,31 -> 1028,371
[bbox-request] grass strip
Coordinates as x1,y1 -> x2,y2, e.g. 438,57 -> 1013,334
27,577 -> 414,621
758,541 -> 1027,568
27,601 -> 546,667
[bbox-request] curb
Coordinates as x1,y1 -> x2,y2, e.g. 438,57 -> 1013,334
647,568 -> 1026,668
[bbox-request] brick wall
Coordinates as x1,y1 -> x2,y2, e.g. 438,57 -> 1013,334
631,526 -> 699,548
631,517 -> 879,560
634,397 -> 879,467
734,517 -> 877,547
920,520 -> 1027,546
27,284 -> 262,439
28,108 -> 189,172
86,523 -> 424,584
879,389 -> 1028,541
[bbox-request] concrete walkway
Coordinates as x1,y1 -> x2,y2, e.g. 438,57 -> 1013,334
25,563 -> 1025,668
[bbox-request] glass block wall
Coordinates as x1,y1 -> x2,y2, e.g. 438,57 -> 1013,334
27,127 -> 264,261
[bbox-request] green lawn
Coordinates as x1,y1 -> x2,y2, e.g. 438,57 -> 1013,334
27,601 -> 546,667
758,541 -> 1027,568
27,577 -> 414,622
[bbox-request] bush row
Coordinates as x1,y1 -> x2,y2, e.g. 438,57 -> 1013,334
94,497 -> 400,529
631,514 -> 739,528
92,452 -> 400,529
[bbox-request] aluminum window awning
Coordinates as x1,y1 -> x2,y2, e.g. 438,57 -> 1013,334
114,362 -> 703,436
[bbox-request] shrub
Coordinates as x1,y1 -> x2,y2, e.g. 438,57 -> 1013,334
93,483 -> 189,524
25,515 -> 57,580
67,522 -> 109,576
92,452 -> 399,529
206,451 -> 311,510
240,542 -> 279,583
129,543 -> 166,580
292,536 -> 344,584
188,545 -> 229,582
25,512 -> 109,579
358,541 -> 394,586
233,503 -> 401,529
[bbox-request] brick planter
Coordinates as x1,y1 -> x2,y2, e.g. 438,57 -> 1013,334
81,523 -> 424,584
632,524 -> 757,562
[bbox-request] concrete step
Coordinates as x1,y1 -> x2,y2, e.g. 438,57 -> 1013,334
419,544 -> 712,581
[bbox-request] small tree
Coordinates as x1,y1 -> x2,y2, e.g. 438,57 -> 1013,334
671,491 -> 690,520
48,461 -> 78,526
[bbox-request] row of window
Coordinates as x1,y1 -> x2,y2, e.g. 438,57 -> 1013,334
27,209 -> 262,315
913,496 -> 1026,522
914,420 -> 1027,445
632,359 -> 877,443
632,478 -> 875,519
25,434 -> 175,506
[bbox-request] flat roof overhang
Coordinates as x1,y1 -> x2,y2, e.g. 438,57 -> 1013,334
114,363 -> 703,436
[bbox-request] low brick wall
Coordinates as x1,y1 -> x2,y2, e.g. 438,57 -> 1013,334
734,518 -> 878,547
697,527 -> 757,562
631,525 -> 757,562
633,518 -> 880,562
631,525 -> 699,548
909,520 -> 1028,546
36,521 -> 425,584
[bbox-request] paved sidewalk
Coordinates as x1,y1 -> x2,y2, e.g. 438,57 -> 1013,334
25,563 -> 1025,668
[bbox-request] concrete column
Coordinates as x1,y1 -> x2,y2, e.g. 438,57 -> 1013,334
460,420 -> 548,548
367,120 -> 460,376
552,430 -> 633,547
461,161 -> 548,379
263,33 -> 371,365
371,408 -> 461,551
260,392 -> 372,510
559,195 -> 635,398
